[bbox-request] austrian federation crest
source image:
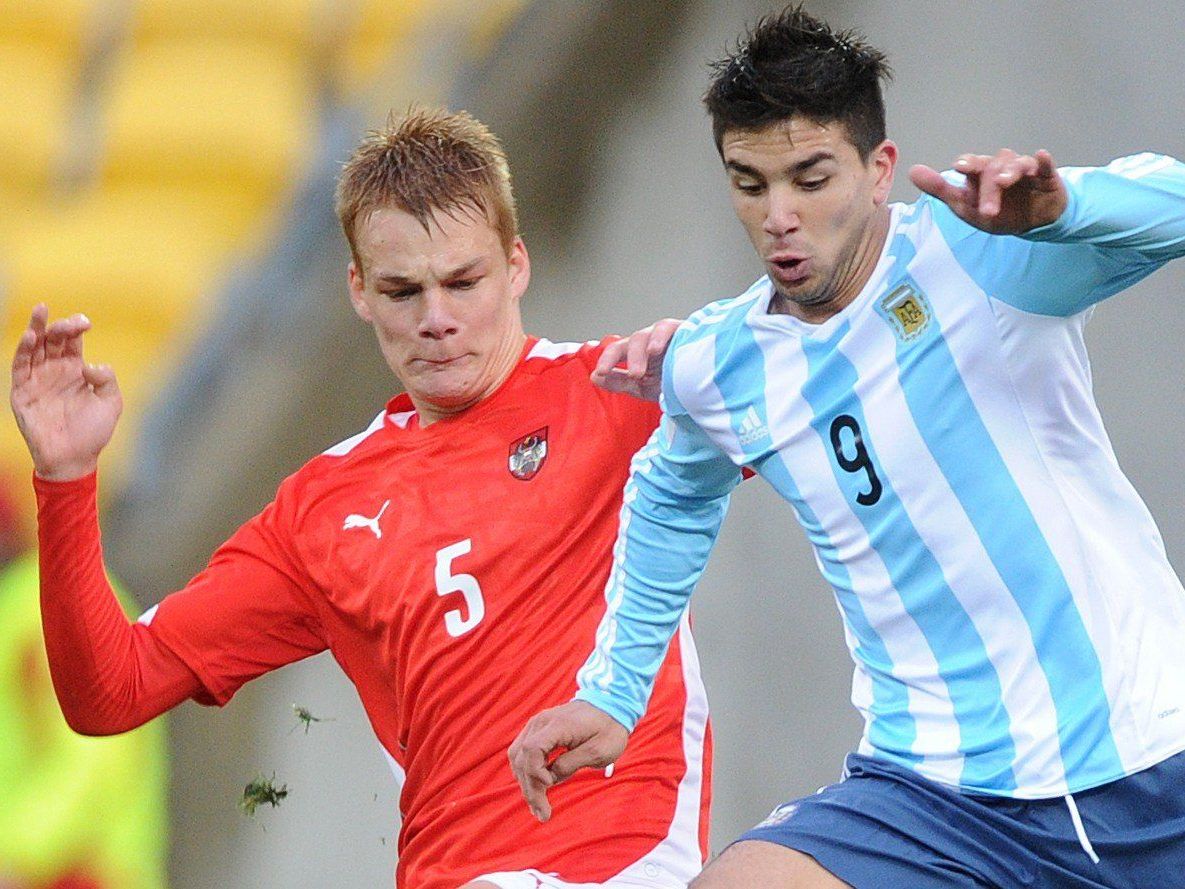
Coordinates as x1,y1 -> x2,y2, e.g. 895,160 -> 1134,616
508,427 -> 548,481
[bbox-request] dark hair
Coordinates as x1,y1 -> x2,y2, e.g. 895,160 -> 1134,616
703,5 -> 891,159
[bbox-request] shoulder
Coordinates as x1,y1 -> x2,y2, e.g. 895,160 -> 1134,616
520,337 -> 604,374
320,409 -> 391,459
521,336 -> 662,434
663,278 -> 770,417
275,409 -> 396,506
676,278 -> 770,347
1062,153 -> 1180,187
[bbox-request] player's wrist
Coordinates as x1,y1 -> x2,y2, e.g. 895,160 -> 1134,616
33,459 -> 99,483
571,691 -> 637,734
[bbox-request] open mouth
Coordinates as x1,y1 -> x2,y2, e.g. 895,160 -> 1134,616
770,256 -> 811,285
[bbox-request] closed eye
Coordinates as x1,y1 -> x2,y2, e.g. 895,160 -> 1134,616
732,179 -> 765,196
381,287 -> 420,300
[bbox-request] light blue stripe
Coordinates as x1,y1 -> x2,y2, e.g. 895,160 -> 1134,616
801,321 -> 1019,791
925,193 -> 1156,317
758,454 -> 922,764
717,318 -> 921,765
886,243 -> 1123,784
682,281 -> 768,344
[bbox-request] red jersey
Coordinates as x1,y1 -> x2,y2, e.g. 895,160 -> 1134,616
143,337 -> 712,887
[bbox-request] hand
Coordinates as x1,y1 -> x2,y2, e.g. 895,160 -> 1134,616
508,700 -> 628,822
591,318 -> 682,402
909,148 -> 1068,235
10,304 -> 122,480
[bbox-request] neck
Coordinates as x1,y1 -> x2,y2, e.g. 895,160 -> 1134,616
772,205 -> 892,324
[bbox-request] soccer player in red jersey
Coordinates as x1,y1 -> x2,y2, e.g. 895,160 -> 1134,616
10,108 -> 711,889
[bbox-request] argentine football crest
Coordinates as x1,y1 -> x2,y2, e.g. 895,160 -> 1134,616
879,282 -> 932,342
509,427 -> 548,481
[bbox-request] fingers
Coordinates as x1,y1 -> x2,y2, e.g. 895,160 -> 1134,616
642,318 -> 680,373
591,338 -> 629,388
11,306 -> 91,380
972,149 -> 1041,216
508,701 -> 630,824
509,722 -> 558,822
549,737 -> 617,783
29,303 -> 48,338
12,328 -> 37,385
625,329 -> 650,381
595,329 -> 654,386
28,304 -> 49,368
1034,148 -> 1057,181
81,362 -> 119,400
44,314 -> 91,362
592,320 -> 681,400
916,149 -> 1061,231
593,366 -> 636,396
908,164 -> 962,204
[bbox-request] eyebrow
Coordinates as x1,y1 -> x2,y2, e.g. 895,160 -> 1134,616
374,258 -> 485,286
725,150 -> 837,179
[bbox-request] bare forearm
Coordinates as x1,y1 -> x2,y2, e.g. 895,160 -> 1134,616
36,472 -> 200,734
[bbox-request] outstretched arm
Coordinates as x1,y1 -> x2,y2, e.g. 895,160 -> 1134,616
10,306 -> 203,732
912,151 -> 1185,315
13,307 -> 326,734
511,355 -> 741,819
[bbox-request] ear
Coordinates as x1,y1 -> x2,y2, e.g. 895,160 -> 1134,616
348,260 -> 373,323
870,139 -> 898,205
507,237 -> 531,302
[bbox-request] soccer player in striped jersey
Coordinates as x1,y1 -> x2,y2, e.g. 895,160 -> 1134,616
11,109 -> 711,889
512,7 -> 1185,887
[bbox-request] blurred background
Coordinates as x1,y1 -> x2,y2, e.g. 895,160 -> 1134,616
0,0 -> 1182,885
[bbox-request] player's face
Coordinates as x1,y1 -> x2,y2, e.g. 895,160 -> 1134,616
348,206 -> 529,424
721,117 -> 897,322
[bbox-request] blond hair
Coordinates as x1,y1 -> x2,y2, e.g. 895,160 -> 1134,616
335,107 -> 520,272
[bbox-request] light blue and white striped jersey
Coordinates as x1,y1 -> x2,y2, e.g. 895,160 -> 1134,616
576,154 -> 1185,798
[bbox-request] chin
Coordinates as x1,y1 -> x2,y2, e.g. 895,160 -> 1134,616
420,379 -> 481,407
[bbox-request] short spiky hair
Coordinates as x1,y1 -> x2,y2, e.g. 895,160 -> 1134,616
335,107 -> 520,270
703,5 -> 891,159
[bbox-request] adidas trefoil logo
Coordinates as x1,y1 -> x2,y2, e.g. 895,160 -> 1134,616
738,406 -> 770,446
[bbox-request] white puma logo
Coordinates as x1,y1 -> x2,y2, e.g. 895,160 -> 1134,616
342,500 -> 390,539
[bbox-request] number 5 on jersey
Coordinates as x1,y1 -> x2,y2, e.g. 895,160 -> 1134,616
434,539 -> 485,637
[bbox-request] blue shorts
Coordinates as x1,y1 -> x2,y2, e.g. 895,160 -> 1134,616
737,750 -> 1185,888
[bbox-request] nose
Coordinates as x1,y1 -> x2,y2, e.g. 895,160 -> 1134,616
418,289 -> 459,339
762,186 -> 801,239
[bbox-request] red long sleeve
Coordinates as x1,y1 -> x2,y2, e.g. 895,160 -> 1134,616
35,472 -> 202,735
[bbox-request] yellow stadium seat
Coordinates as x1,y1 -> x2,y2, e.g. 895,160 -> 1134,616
0,0 -> 97,55
99,40 -> 316,207
334,0 -> 431,97
129,0 -> 328,53
0,187 -> 42,250
0,42 -> 79,196
334,0 -> 526,98
1,193 -> 229,350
